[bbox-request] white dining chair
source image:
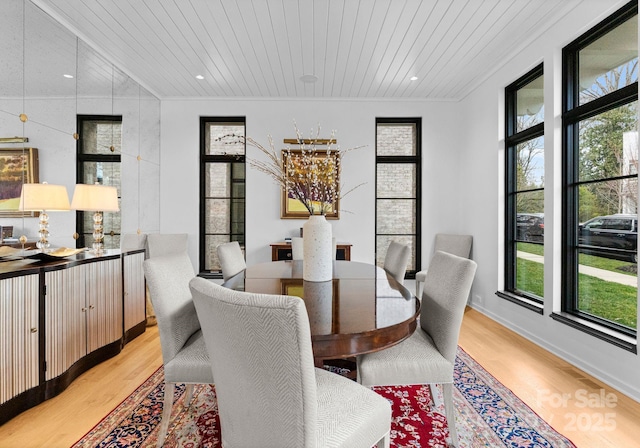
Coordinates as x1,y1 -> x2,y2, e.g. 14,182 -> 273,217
357,251 -> 477,447
189,276 -> 392,448
383,240 -> 410,284
415,233 -> 472,299
291,237 -> 304,260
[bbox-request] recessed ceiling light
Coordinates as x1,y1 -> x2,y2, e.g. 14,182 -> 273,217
410,76 -> 418,81
300,74 -> 318,83
63,74 -> 74,79
195,75 -> 204,80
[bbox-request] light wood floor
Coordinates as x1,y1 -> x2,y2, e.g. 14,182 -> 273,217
1,309 -> 639,447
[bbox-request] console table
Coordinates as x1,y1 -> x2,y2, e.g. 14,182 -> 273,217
270,241 -> 352,261
0,249 -> 146,425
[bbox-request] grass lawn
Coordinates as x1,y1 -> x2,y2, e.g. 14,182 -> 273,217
516,243 -> 637,330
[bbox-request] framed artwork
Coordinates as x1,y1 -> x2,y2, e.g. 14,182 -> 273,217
0,148 -> 39,217
281,149 -> 340,219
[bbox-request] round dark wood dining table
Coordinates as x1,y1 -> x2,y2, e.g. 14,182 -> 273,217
222,260 -> 420,367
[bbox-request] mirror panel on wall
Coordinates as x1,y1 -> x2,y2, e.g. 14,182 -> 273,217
0,0 -> 161,248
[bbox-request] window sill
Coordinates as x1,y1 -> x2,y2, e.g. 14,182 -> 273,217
495,290 -> 544,314
550,312 -> 637,354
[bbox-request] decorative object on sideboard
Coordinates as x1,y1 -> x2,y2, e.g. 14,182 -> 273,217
18,183 -> 71,253
71,183 -> 119,255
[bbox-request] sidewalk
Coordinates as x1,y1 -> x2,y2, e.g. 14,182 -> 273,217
517,251 -> 637,287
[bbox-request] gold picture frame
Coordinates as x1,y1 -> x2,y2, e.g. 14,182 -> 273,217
281,149 -> 340,219
0,148 -> 39,217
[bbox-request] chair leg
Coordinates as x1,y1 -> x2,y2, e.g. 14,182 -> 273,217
157,382 -> 175,447
442,383 -> 458,447
376,431 -> 391,448
184,383 -> 195,404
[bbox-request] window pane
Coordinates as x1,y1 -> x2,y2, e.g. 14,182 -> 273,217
516,137 -> 544,189
578,178 -> 638,224
516,76 -> 544,132
206,122 -> 244,155
516,242 -> 544,297
81,120 -> 122,154
579,102 -> 638,182
376,123 -> 416,156
205,235 -> 231,271
376,199 -> 416,234
376,235 -> 416,272
205,199 -> 230,233
81,161 -> 121,192
376,164 -> 416,198
206,163 -> 230,197
579,15 -> 638,106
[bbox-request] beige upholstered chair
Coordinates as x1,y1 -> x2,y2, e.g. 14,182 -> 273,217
415,233 -> 472,299
143,253 -> 214,447
357,251 -> 477,447
146,233 -> 188,258
216,241 -> 246,281
189,276 -> 392,448
291,237 -> 304,260
383,240 -> 411,284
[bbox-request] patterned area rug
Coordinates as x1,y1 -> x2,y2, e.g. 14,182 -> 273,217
74,348 -> 575,447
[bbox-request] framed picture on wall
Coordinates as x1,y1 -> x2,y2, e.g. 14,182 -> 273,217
281,149 -> 340,219
0,148 -> 39,217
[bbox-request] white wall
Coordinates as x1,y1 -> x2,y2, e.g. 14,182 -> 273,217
160,98 -> 463,267
457,0 -> 640,402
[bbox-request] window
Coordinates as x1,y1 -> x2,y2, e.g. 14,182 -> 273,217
199,117 -> 246,277
501,65 -> 545,309
559,1 -> 638,347
375,118 -> 421,278
76,115 -> 122,249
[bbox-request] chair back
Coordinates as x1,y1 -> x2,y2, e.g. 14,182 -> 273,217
291,237 -> 304,260
189,277 -> 317,447
434,233 -> 472,259
144,253 -> 199,366
383,240 -> 410,283
146,233 -> 188,258
217,241 -> 246,281
420,251 -> 477,363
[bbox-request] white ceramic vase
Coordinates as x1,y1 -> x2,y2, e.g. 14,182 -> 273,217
303,215 -> 333,282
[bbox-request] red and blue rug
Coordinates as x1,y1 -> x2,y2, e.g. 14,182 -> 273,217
74,348 -> 575,447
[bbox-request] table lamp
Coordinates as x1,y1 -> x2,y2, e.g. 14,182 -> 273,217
18,183 -> 71,253
71,183 -> 119,255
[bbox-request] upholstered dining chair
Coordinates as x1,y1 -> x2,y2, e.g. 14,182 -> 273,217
189,276 -> 392,448
291,236 -> 304,260
415,233 -> 472,299
383,240 -> 411,284
146,233 -> 188,258
144,253 -> 214,447
357,251 -> 477,448
216,241 -> 246,281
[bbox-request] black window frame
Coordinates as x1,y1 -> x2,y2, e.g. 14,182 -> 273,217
375,117 -> 422,279
499,64 -> 545,312
199,116 -> 246,278
75,114 -> 122,249
555,0 -> 638,350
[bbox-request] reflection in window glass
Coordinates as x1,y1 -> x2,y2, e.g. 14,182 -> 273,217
516,77 -> 544,132
579,15 -> 638,106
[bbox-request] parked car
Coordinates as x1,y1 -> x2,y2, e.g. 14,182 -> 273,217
579,214 -> 638,263
516,213 -> 544,242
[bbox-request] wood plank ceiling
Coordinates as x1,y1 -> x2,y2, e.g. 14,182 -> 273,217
31,0 -> 596,100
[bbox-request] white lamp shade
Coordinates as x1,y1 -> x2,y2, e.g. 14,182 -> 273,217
18,183 -> 70,211
71,184 -> 120,212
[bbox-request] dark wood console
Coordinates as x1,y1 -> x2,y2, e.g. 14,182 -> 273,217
270,241 -> 352,261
